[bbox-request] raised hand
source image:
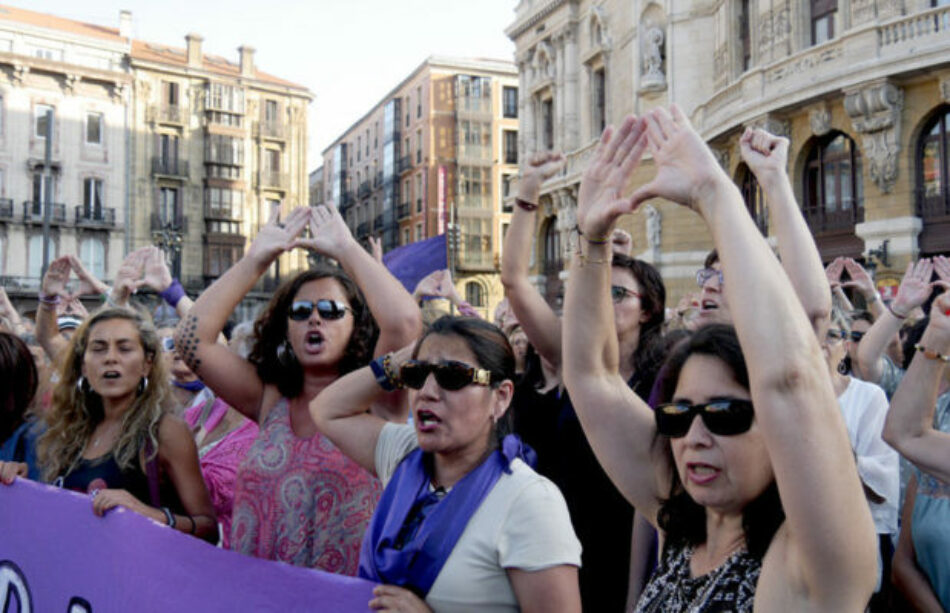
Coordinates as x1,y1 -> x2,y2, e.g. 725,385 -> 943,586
825,257 -> 845,289
576,115 -> 648,238
247,204 -> 310,265
518,151 -> 566,203
437,268 -> 462,303
892,258 -> 935,317
922,292 -> 950,353
368,236 -> 383,264
295,205 -> 355,260
140,246 -> 173,292
841,258 -> 876,299
611,228 -> 633,256
934,255 -> 950,284
67,255 -> 109,299
412,269 -> 444,299
41,256 -> 72,298
631,105 -> 729,214
110,248 -> 149,306
739,127 -> 789,181
0,287 -> 19,328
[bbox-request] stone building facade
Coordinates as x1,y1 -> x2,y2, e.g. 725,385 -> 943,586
508,0 -> 950,303
321,57 -> 519,317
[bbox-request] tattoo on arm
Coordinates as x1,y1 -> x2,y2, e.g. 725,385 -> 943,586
177,314 -> 202,374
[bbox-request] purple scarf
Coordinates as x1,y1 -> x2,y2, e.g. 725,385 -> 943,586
358,434 -> 535,595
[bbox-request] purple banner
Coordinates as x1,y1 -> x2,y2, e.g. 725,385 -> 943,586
0,479 -> 376,612
382,234 -> 447,293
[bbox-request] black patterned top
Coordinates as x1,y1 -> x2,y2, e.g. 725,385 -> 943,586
634,541 -> 760,613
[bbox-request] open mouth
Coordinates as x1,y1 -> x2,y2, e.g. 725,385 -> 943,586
416,409 -> 442,430
700,300 -> 719,312
102,371 -> 121,380
304,331 -> 325,351
686,462 -> 721,484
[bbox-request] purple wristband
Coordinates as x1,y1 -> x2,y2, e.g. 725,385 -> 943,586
159,278 -> 186,308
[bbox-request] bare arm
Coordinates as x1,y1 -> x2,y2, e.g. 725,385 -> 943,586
892,477 -> 945,612
177,206 -> 311,420
501,153 -> 565,369
562,117 -> 663,518
35,256 -> 71,361
156,415 -> 218,542
883,292 -> 950,482
508,566 -> 581,613
0,287 -> 26,335
841,258 -> 884,320
631,106 -> 876,608
740,128 -> 830,333
856,260 -> 934,383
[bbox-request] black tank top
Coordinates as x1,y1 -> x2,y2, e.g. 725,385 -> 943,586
60,452 -> 183,512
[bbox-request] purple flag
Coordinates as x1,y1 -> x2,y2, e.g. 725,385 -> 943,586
0,479 -> 376,612
382,234 -> 447,293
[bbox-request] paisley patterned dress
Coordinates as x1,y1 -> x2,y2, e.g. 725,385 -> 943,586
229,398 -> 382,573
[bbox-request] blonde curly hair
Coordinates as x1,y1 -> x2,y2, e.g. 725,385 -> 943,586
38,306 -> 170,483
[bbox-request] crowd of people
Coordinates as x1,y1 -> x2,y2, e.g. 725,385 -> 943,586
1,105 -> 948,612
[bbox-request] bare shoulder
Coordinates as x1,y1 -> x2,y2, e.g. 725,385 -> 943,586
256,384 -> 284,424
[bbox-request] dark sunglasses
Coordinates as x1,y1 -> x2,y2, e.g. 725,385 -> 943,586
849,331 -> 865,342
826,329 -> 847,342
654,399 -> 754,438
611,285 -> 641,304
288,299 -> 351,321
400,359 -> 492,391
696,268 -> 724,287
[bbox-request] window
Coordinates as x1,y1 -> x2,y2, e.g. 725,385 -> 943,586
502,174 -> 514,209
735,164 -> 766,235
918,107 -> 950,217
79,237 -> 105,280
416,129 -> 422,164
158,187 -> 181,226
417,86 -> 422,118
465,282 -> 485,307
265,100 -> 279,122
83,178 -> 104,218
158,134 -> 180,166
403,227 -> 410,245
206,135 -> 244,165
503,87 -> 518,118
592,68 -> 606,136
415,175 -> 423,213
207,83 -> 245,113
357,137 -> 362,162
35,104 -> 53,138
543,218 -> 561,272
162,81 -> 179,106
803,132 -> 864,232
206,187 -> 244,219
458,166 -> 491,209
811,0 -> 837,45
504,130 -> 518,165
460,217 -> 491,267
739,0 -> 752,72
415,223 -> 423,242
541,98 -> 554,150
31,173 -> 54,210
28,235 -> 56,279
205,243 -> 243,278
86,113 -> 103,145
266,149 -> 280,172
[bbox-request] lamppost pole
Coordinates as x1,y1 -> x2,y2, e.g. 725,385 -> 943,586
40,109 -> 54,279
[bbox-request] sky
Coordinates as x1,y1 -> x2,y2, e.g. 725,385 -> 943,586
29,0 -> 518,171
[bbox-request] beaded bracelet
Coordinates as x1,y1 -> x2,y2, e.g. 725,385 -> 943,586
38,292 -> 61,305
370,353 -> 402,391
914,343 -> 950,363
574,224 -> 610,245
515,198 -> 539,212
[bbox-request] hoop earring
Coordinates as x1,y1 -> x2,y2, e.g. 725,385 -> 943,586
76,376 -> 88,394
276,340 -> 297,367
138,376 -> 149,395
837,361 -> 848,375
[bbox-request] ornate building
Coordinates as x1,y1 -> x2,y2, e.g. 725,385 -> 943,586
508,0 -> 950,302
321,57 -> 519,317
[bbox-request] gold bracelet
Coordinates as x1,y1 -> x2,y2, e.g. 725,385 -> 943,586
914,343 -> 950,363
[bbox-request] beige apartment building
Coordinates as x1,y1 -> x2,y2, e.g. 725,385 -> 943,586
129,35 -> 312,309
507,0 -> 950,304
321,57 -> 519,317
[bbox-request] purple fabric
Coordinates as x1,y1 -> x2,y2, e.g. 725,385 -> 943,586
0,479 -> 376,611
358,434 -> 531,595
381,234 -> 447,293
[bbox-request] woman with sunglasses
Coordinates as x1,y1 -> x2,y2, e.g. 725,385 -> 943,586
310,315 -> 581,612
501,152 -> 665,611
177,204 -> 421,572
563,108 -> 876,611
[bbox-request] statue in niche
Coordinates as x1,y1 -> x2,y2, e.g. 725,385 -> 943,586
641,26 -> 666,90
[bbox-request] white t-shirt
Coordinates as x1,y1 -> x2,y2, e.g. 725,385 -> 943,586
837,377 -> 899,535
374,422 -> 582,613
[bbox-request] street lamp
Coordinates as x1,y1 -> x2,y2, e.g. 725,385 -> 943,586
151,222 -> 184,279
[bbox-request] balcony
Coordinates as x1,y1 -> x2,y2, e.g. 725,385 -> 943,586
397,155 -> 412,174
373,214 -> 384,230
152,157 -> 189,179
150,212 -> 188,234
397,203 -> 410,219
456,96 -> 493,119
255,120 -> 287,141
802,200 -> 864,234
341,190 -> 355,208
256,170 -> 289,191
0,198 -> 13,220
373,171 -> 384,188
356,221 -> 370,237
358,181 -> 372,199
23,201 -> 66,224
148,104 -> 185,125
75,206 -> 115,227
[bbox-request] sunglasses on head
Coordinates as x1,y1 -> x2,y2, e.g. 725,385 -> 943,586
654,398 -> 754,438
696,268 -> 724,287
288,299 -> 351,321
400,359 -> 492,391
611,285 -> 641,304
161,337 -> 175,352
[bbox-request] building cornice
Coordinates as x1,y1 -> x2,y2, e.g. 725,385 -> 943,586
505,0 -> 568,41
129,58 -> 312,100
0,51 -> 130,84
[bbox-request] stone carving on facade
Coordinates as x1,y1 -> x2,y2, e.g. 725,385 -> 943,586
876,0 -> 904,20
941,76 -> 950,103
533,41 -> 556,84
809,106 -> 832,136
749,115 -> 791,138
850,0 -> 877,27
844,80 -> 904,193
640,26 -> 666,91
757,5 -> 791,57
62,73 -> 80,95
645,204 -> 661,251
713,44 -> 729,91
11,63 -> 28,85
110,82 -> 127,104
590,6 -> 612,50
766,45 -> 843,83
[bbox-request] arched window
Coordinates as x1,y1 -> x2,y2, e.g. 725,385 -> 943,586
803,131 -> 864,233
735,163 -> 766,235
465,281 -> 484,307
542,217 -> 561,274
80,236 -> 105,280
917,106 -> 950,253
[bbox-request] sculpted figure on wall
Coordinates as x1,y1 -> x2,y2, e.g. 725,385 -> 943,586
641,26 -> 666,90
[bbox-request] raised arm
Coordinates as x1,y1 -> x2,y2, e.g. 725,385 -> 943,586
883,291 -> 950,482
177,206 -> 311,420
631,106 -> 876,608
562,116 -> 662,518
295,204 -> 421,357
0,287 -> 26,336
856,259 -> 934,383
740,128 -> 831,333
842,258 -> 884,319
140,247 -> 195,318
500,153 -> 565,369
35,256 -> 71,361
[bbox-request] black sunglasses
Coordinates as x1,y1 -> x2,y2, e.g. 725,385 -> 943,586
288,299 -> 351,321
654,399 -> 754,438
400,359 -> 492,391
826,329 -> 847,342
849,331 -> 865,342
